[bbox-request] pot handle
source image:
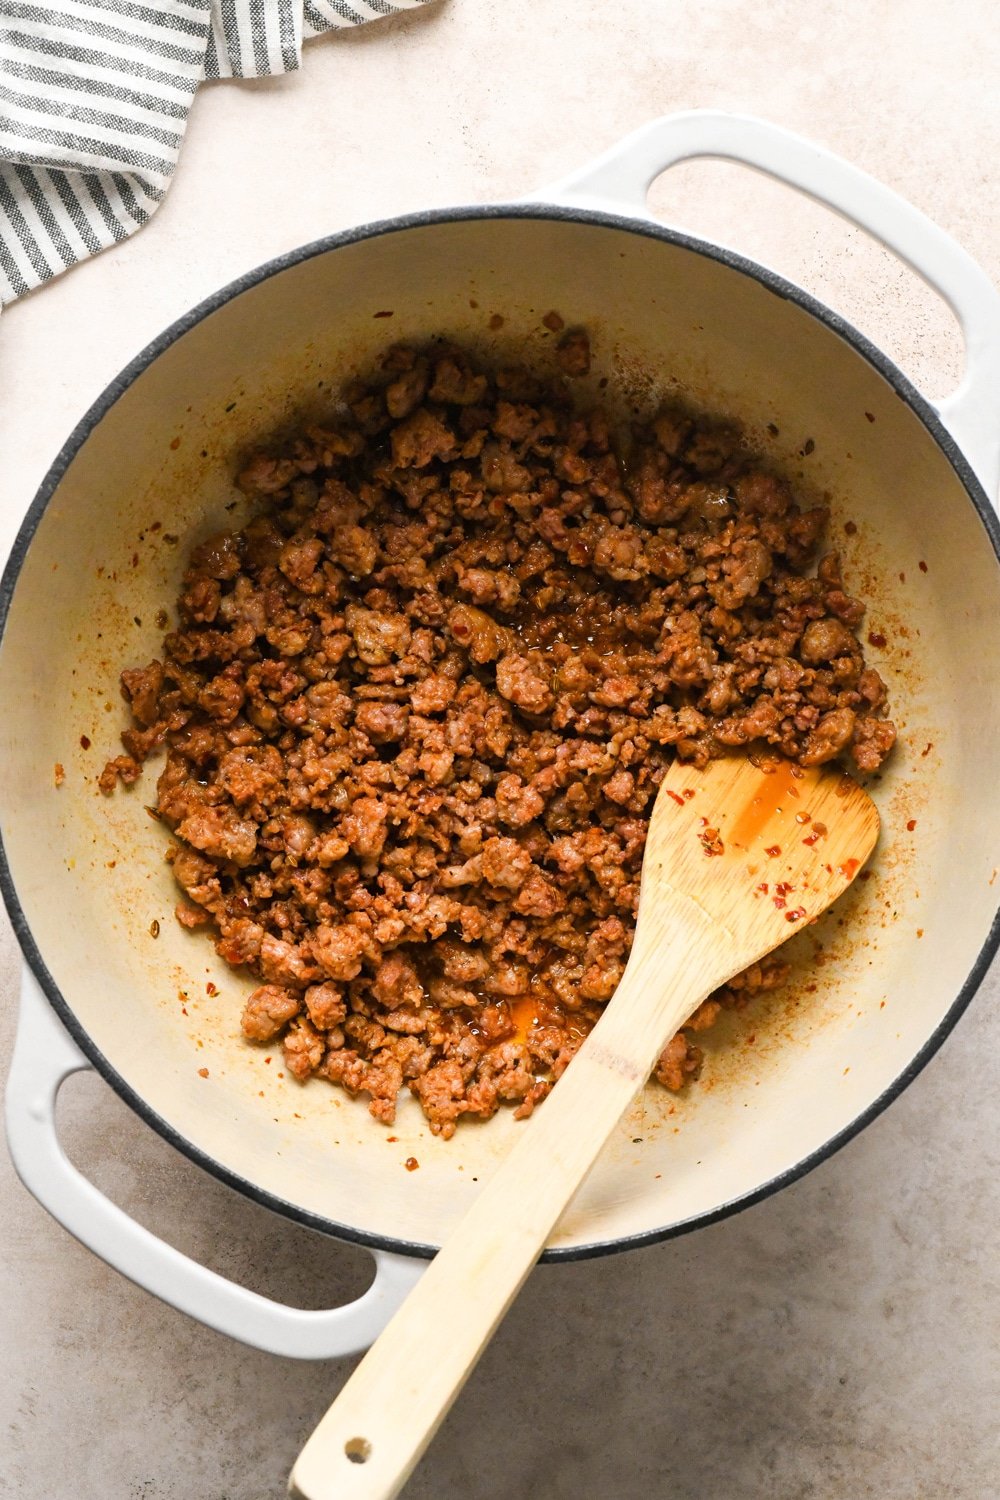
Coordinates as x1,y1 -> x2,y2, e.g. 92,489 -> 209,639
4,966 -> 426,1360
532,110 -> 1000,502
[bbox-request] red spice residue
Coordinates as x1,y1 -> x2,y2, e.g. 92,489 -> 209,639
867,631 -> 887,648
80,734 -> 91,750
764,845 -> 781,858
785,908 -> 807,922
404,1157 -> 420,1172
206,981 -> 218,996
197,1067 -> 209,1078
838,858 -> 861,880
921,742 -> 934,758
699,827 -> 725,857
918,560 -> 928,573
54,762 -> 65,786
916,928 -> 924,938
906,819 -> 917,832
666,789 -> 685,806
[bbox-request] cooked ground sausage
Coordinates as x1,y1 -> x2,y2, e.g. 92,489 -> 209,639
103,336 -> 894,1136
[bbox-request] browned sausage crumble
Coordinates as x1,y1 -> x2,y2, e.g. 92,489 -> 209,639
103,333 -> 895,1136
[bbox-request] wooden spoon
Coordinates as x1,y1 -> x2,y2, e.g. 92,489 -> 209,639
289,754 -> 879,1500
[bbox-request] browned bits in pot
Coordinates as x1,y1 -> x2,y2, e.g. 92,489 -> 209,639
103,335 -> 895,1137
149,919 -> 160,938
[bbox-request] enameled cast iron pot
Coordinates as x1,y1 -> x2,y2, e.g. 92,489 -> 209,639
3,113 -> 1000,1359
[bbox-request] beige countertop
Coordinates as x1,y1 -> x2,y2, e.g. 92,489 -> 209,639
2,3 -> 999,1496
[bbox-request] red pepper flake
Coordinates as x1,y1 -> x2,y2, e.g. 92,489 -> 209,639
54,762 -> 65,786
906,819 -> 917,832
197,1067 -> 209,1078
844,519 -> 858,534
404,1156 -> 420,1172
803,833 -> 821,847
666,789 -> 685,806
921,741 -> 934,758
699,827 -> 725,857
698,815 -> 708,826
813,822 -> 827,837
772,895 -> 787,909
918,560 -> 928,573
764,845 -> 781,858
386,1135 -> 398,1143
80,734 -> 91,750
785,907 -> 807,923
916,928 -> 924,938
206,981 -> 218,996
682,788 -> 696,799
756,882 -> 769,895
775,882 -> 792,896
867,631 -> 886,648
264,1056 -> 272,1065
838,858 -> 861,880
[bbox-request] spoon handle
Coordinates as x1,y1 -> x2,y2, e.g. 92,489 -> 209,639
289,931 -> 714,1500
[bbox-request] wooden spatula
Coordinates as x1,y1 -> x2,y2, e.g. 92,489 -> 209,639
289,753 -> 879,1500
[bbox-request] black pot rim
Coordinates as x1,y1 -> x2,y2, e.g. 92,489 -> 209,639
3,201 -> 999,1266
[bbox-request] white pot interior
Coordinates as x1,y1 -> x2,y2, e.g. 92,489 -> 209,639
2,213 -> 998,1254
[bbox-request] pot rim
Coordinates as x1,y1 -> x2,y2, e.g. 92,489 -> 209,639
3,202 -> 999,1263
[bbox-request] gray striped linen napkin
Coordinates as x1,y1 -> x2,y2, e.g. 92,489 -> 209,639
0,0 -> 431,308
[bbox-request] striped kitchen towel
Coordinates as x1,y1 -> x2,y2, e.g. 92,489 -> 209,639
0,0 -> 431,307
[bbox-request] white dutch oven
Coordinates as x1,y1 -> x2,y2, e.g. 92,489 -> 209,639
3,112 -> 1000,1360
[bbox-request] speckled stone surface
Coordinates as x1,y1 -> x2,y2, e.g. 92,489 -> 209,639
2,3 -> 999,1496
